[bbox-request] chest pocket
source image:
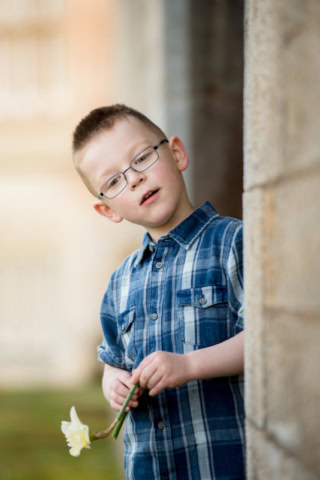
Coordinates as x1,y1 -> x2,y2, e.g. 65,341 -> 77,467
117,306 -> 137,361
177,285 -> 228,347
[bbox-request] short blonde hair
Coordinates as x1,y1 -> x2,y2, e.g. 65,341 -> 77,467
72,104 -> 167,197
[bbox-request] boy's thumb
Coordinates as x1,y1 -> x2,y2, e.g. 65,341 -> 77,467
131,370 -> 138,384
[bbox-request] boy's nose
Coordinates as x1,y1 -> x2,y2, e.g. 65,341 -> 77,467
127,170 -> 146,190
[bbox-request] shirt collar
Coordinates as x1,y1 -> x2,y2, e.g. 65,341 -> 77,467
134,202 -> 218,267
134,231 -> 154,266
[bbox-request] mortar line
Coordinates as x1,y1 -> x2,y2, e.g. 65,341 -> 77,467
244,161 -> 320,193
246,416 -> 319,478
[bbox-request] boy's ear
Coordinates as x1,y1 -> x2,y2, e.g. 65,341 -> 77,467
168,136 -> 189,172
93,202 -> 123,223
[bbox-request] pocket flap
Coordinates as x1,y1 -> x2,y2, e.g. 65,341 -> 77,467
177,285 -> 227,308
118,307 -> 136,334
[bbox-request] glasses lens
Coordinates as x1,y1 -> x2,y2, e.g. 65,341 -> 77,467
132,147 -> 158,172
102,173 -> 126,199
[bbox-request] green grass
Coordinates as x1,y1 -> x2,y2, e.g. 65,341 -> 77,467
0,385 -> 124,480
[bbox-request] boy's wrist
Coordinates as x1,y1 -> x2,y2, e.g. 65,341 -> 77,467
185,348 -> 217,382
184,352 -> 198,383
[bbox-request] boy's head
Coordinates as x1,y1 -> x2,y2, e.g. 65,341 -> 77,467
72,104 -> 193,240
73,104 -> 166,196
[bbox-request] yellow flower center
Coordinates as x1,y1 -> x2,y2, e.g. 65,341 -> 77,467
69,430 -> 88,448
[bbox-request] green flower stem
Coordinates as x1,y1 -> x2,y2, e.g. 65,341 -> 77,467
112,411 -> 126,439
90,417 -> 118,441
113,383 -> 139,440
88,383 -> 139,442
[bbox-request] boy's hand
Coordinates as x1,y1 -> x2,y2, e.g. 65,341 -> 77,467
131,351 -> 191,397
102,366 -> 143,412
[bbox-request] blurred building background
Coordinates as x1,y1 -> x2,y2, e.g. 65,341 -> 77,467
0,0 -> 142,389
1,1 -> 320,479
0,0 -> 243,389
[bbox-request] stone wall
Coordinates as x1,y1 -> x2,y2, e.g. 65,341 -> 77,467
244,1 -> 320,478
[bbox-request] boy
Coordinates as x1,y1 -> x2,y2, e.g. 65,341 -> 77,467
72,104 -> 245,479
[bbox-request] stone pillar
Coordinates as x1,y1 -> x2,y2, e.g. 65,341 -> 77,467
244,1 -> 320,478
189,0 -> 244,219
113,0 -> 167,138
164,0 -> 244,219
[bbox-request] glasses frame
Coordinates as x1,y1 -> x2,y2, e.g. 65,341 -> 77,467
97,139 -> 169,200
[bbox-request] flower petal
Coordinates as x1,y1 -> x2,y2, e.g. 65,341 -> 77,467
70,406 -> 81,425
61,406 -> 91,456
70,446 -> 81,457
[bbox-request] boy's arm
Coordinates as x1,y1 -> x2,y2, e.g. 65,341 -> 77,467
102,363 -> 143,412
131,331 -> 244,397
187,330 -> 244,379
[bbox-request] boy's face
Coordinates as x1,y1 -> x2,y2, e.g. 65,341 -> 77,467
76,116 -> 193,240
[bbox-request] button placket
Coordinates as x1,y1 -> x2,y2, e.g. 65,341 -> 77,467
147,244 -> 168,355
158,421 -> 165,430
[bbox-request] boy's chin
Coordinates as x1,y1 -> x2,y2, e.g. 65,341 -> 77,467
143,212 -> 178,234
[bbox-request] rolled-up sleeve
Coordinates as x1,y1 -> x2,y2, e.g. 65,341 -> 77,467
97,275 -> 125,369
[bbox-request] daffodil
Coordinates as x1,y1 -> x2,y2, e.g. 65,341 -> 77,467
61,384 -> 139,455
61,406 -> 91,456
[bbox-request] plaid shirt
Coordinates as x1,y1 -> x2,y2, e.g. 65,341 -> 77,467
98,202 -> 245,480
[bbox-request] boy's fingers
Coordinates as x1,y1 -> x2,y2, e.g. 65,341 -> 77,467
131,369 -> 140,384
118,371 -> 132,384
139,363 -> 158,389
122,374 -> 135,389
131,355 -> 155,383
111,392 -> 128,406
110,400 -> 123,412
114,383 -> 131,398
131,392 -> 141,401
146,371 -> 162,391
149,383 -> 163,397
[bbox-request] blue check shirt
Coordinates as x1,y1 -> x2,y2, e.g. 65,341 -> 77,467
98,202 -> 245,479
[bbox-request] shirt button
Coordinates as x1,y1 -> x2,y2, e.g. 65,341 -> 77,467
151,313 -> 158,321
199,297 -> 207,305
121,323 -> 126,331
155,262 -> 162,269
158,421 -> 165,430
149,245 -> 154,252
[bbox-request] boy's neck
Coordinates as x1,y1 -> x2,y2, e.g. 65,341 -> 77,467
147,200 -> 195,243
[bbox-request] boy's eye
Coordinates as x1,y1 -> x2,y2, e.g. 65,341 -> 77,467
108,174 -> 122,188
133,150 -> 152,166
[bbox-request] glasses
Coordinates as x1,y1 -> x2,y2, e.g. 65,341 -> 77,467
98,139 -> 169,199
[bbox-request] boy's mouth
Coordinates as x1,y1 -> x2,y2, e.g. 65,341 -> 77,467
140,189 -> 159,205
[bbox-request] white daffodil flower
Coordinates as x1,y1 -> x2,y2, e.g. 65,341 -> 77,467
61,406 -> 91,456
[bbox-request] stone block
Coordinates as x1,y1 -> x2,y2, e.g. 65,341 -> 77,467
244,0 -> 283,190
243,189 -> 266,428
263,170 -> 320,314
247,423 -> 319,480
264,310 -> 320,478
244,0 -> 320,190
